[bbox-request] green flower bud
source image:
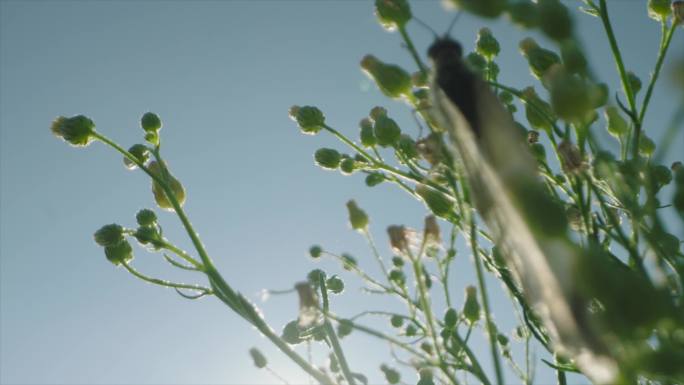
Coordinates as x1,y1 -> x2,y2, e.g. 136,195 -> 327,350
124,144 -> 150,170
144,132 -> 159,146
417,368 -> 435,385
507,1 -> 539,28
450,0 -> 506,18
337,319 -> 354,338
340,157 -> 356,175
659,232 -> 680,255
547,66 -> 592,121
141,112 -> 162,133
104,239 -> 134,266
50,115 -> 95,147
590,83 -> 609,109
530,143 -> 546,162
307,269 -> 326,287
390,315 -> 404,328
497,333 -> 510,346
476,28 -> 500,59
370,106 -> 388,120
375,0 -> 411,30
405,323 -> 417,336
135,208 -> 157,227
360,118 -> 377,147
397,134 -> 418,159
360,55 -> 411,99
309,245 -> 323,259
365,172 -> 385,187
289,105 -> 325,135
314,148 -> 342,170
519,38 -> 560,79
538,0 -> 573,41
605,106 -> 629,138
94,224 -> 124,247
463,285 -> 481,324
346,200 -> 369,230
392,256 -> 404,267
415,185 -> 453,218
648,0 -> 672,20
148,161 -> 186,211
651,165 -> 673,191
487,61 -> 500,80
249,348 -> 267,369
522,87 -> 556,133
499,91 -> 514,105
420,342 -> 433,355
373,115 -> 401,147
282,321 -> 302,344
627,71 -> 642,95
389,268 -> 406,285
444,308 -> 458,328
380,364 -> 401,384
465,52 -> 487,75
134,226 -> 162,248
561,40 -> 587,75
672,161 -> 683,172
639,135 -> 656,157
326,275 -> 344,294
341,253 -> 358,270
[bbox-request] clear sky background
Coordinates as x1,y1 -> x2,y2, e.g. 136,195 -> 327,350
1,1 -> 682,384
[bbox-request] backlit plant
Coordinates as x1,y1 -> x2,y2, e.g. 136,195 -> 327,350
52,0 -> 684,384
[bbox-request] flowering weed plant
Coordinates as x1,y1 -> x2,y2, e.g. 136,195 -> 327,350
52,0 -> 684,384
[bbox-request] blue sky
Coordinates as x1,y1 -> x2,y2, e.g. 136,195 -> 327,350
1,1 -> 682,384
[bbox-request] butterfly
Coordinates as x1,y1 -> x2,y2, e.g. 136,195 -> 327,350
426,33 -> 618,384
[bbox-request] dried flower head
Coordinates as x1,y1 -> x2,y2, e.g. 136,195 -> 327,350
558,140 -> 587,174
295,282 -> 320,328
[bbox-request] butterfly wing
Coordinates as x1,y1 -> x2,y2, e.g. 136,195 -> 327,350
430,75 -> 618,383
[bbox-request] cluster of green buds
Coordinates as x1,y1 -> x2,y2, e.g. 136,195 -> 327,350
50,115 -> 96,147
94,224 -> 133,266
133,208 -> 163,250
544,64 -> 606,122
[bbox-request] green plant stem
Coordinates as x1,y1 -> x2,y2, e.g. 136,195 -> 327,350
638,21 -> 678,125
327,312 -> 429,359
122,262 -> 212,293
94,132 -> 334,385
323,124 -> 451,195
469,215 -> 504,385
399,26 -> 428,75
363,230 -> 391,281
319,277 -> 357,385
158,240 -> 204,270
407,244 -> 461,385
597,0 -> 639,157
